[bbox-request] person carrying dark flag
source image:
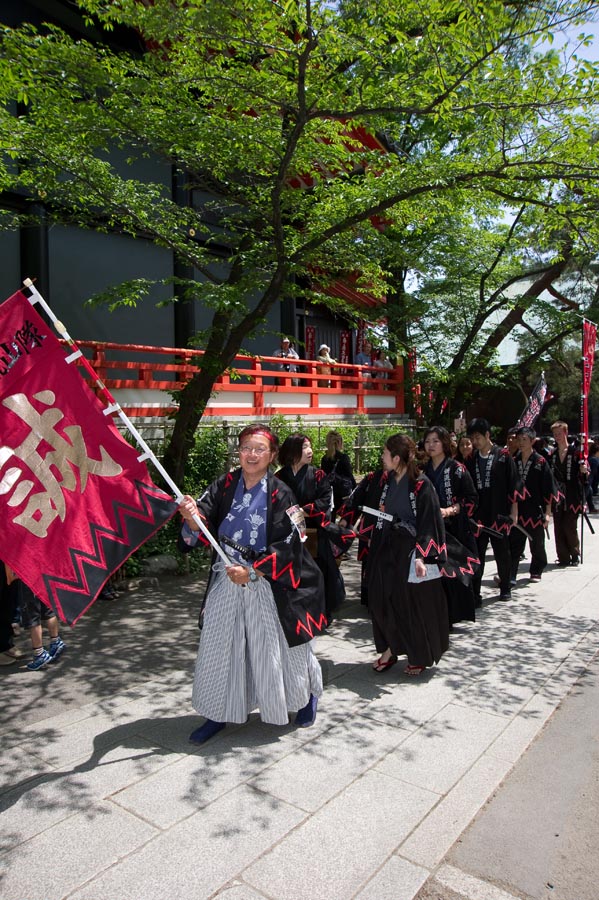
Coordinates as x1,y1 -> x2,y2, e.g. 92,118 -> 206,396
510,427 -> 559,584
549,421 -> 587,566
466,418 -> 520,603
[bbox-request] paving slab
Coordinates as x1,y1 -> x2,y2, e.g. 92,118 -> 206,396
0,800 -> 158,900
69,784 -> 306,900
243,770 -> 439,900
0,737 -> 180,852
354,855 -> 430,900
213,884 -> 271,899
336,668 -> 459,731
248,714 -> 412,812
398,752 -> 514,869
374,702 -> 509,795
112,725 -> 301,828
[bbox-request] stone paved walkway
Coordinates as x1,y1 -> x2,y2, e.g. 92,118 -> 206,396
1,522 -> 598,900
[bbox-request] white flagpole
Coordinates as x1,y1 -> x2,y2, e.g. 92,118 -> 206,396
23,279 -> 231,566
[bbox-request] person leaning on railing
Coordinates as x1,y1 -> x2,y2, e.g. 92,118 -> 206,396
316,344 -> 335,387
372,349 -> 393,388
273,336 -> 300,386
355,340 -> 373,381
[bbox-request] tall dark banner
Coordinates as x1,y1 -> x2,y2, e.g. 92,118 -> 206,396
0,291 -> 177,624
515,375 -> 548,429
581,320 -> 597,461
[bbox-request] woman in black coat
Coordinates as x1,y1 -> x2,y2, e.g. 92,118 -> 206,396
339,433 -> 450,676
423,426 -> 480,626
320,430 -> 356,520
276,433 -> 347,623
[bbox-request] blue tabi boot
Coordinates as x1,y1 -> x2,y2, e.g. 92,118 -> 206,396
295,694 -> 318,727
189,719 -> 226,744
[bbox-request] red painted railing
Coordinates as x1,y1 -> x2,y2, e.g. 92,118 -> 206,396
72,341 -> 405,418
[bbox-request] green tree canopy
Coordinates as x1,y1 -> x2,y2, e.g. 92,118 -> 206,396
1,0 -> 599,478
397,197 -> 599,421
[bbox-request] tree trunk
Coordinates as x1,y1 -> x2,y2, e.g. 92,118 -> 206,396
162,367 -> 221,485
160,266 -> 290,483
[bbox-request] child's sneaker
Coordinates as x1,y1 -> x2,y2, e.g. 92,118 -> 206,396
48,638 -> 66,661
26,649 -> 52,671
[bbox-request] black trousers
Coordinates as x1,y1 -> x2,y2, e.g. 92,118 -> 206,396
509,524 -> 547,579
553,509 -> 580,564
0,579 -> 16,653
473,531 -> 512,599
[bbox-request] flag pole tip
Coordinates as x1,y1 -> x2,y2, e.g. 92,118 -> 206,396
23,278 -> 34,288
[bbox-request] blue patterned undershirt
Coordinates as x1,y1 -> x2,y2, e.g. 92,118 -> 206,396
218,475 -> 269,563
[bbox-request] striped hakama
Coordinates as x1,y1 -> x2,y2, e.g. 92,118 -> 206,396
192,568 -> 323,726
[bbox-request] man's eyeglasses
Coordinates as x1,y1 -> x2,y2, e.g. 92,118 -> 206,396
239,446 -> 270,455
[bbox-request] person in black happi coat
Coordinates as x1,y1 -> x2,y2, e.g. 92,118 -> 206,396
320,430 -> 356,520
549,421 -> 587,566
423,426 -> 480,626
339,433 -> 449,677
510,427 -> 559,583
276,433 -> 350,623
466,418 -> 520,603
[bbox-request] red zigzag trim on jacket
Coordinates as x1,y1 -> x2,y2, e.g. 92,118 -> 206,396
489,519 -> 512,534
255,553 -> 301,588
415,538 -> 447,558
194,513 -> 212,548
439,555 -> 480,579
303,503 -> 332,527
296,612 -> 328,638
519,515 -> 545,530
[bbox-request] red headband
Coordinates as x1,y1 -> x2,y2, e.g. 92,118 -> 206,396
240,429 -> 276,446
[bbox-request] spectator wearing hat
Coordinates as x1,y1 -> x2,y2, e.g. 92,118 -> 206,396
317,344 -> 335,387
273,336 -> 300,385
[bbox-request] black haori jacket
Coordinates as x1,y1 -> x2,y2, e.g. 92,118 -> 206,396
339,469 -> 480,585
514,450 -> 560,528
466,445 -> 521,533
549,444 -> 585,514
339,469 -> 447,563
179,469 -> 326,647
275,464 -> 357,555
424,458 -> 481,582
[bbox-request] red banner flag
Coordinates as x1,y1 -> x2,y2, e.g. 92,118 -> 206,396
355,319 -> 366,356
305,325 -> 316,361
339,329 -> 350,366
581,320 -> 597,461
0,291 -> 177,624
